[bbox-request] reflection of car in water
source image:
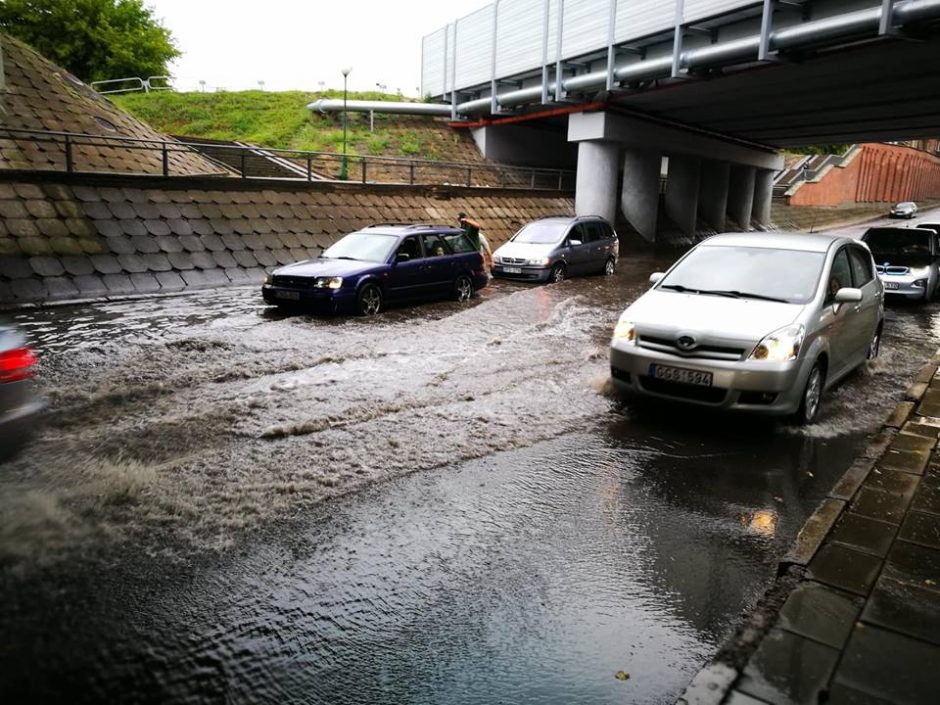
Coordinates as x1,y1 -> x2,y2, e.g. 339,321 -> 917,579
491,216 -> 618,283
0,320 -> 44,462
889,201 -> 918,219
610,232 -> 884,424
262,224 -> 488,316
861,226 -> 940,302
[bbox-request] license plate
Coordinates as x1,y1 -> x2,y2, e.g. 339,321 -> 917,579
650,364 -> 713,387
503,266 -> 522,274
884,281 -> 900,290
274,290 -> 300,301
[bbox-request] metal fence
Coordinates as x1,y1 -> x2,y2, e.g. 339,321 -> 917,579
0,127 -> 575,191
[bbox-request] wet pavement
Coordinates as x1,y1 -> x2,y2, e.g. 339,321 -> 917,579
3,213 -> 940,704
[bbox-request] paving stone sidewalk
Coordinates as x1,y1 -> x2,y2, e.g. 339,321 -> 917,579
680,353 -> 940,705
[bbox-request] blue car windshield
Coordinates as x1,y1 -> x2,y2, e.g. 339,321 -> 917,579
322,232 -> 399,262
659,245 -> 825,304
512,222 -> 566,245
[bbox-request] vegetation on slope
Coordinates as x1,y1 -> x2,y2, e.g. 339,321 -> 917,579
111,90 -> 455,160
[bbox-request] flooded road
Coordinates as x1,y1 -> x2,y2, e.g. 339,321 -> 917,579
2,214 -> 940,704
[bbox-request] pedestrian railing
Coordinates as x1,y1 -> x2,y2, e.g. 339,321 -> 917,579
0,127 -> 575,191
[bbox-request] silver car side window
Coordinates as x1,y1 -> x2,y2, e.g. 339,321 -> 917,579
848,247 -> 873,287
826,248 -> 853,303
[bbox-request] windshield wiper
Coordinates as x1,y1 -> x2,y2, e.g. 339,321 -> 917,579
660,284 -> 701,294
331,256 -> 358,261
700,289 -> 789,303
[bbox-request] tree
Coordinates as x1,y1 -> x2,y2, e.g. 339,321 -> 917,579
0,0 -> 180,83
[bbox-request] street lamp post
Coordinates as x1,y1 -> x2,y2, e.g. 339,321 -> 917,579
339,67 -> 351,180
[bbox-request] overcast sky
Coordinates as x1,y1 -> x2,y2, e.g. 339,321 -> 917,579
145,0 -> 490,95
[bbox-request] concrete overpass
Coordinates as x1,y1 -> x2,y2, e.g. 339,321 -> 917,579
411,0 -> 940,241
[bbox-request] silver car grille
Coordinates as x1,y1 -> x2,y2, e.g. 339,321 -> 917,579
501,257 -> 527,265
638,334 -> 747,361
876,265 -> 909,275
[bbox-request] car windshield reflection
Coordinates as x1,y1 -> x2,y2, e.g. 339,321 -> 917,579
659,246 -> 825,304
512,222 -> 566,245
321,232 -> 399,263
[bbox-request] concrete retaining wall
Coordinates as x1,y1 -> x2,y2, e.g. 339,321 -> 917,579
0,175 -> 574,307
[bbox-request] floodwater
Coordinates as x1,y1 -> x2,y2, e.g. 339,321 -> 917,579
2,213 -> 940,704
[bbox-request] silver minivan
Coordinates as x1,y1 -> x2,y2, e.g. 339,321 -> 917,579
610,233 -> 884,424
491,216 -> 618,283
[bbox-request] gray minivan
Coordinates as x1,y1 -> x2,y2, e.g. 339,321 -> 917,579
491,216 -> 618,283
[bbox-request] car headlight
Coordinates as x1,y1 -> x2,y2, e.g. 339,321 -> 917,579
264,272 -> 273,285
910,267 -> 930,277
314,277 -> 343,289
749,324 -> 804,362
528,257 -> 551,266
612,317 -> 637,344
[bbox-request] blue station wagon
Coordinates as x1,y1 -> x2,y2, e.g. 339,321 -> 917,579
262,224 -> 489,315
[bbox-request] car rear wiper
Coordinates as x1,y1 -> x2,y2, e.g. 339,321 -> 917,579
701,289 -> 789,303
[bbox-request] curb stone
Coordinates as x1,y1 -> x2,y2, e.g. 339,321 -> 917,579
675,345 -> 940,705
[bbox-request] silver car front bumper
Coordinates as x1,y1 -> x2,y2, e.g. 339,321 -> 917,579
877,274 -> 928,300
609,343 -> 812,415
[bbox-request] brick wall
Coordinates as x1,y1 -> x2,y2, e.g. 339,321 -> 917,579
789,143 -> 940,207
0,176 -> 573,307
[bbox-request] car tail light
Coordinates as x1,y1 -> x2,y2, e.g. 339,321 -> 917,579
0,347 -> 39,383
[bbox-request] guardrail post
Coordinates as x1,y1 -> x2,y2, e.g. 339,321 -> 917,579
466,167 -> 472,187
307,154 -> 312,182
410,162 -> 416,185
162,142 -> 169,176
557,170 -> 563,190
240,150 -> 246,179
65,135 -> 73,173
530,169 -> 536,188
361,159 -> 367,184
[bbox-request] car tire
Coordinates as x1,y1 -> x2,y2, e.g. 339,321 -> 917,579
604,257 -> 616,276
549,263 -> 566,283
453,274 -> 473,302
356,283 -> 382,316
867,327 -> 882,360
794,361 -> 825,425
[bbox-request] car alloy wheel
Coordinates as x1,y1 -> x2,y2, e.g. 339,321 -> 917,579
357,283 -> 382,316
454,274 -> 473,302
867,329 -> 881,360
796,363 -> 824,425
604,258 -> 616,276
549,263 -> 566,283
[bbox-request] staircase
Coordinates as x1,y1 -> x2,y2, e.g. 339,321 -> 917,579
173,136 -> 327,180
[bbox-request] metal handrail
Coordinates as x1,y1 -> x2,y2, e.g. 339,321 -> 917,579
0,126 -> 574,190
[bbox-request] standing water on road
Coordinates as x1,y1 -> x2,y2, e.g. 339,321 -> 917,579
2,234 -> 939,703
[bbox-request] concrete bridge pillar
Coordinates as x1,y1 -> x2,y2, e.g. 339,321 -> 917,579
753,168 -> 775,227
621,150 -> 661,242
728,165 -> 757,230
575,141 -> 619,223
665,156 -> 701,236
698,160 -> 730,231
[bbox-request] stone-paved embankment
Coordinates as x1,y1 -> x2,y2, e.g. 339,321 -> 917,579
0,175 -> 574,307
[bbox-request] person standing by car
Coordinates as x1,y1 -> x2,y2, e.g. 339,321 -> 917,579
458,212 -> 482,249
458,212 -> 491,275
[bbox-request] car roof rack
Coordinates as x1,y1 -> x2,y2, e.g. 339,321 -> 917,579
365,223 -> 461,231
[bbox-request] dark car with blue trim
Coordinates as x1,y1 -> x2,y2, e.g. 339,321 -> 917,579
262,224 -> 489,315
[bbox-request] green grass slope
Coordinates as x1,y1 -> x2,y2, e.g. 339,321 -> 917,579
111,90 -> 478,162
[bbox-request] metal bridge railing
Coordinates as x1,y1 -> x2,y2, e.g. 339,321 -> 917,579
89,76 -> 173,95
0,126 -> 575,191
